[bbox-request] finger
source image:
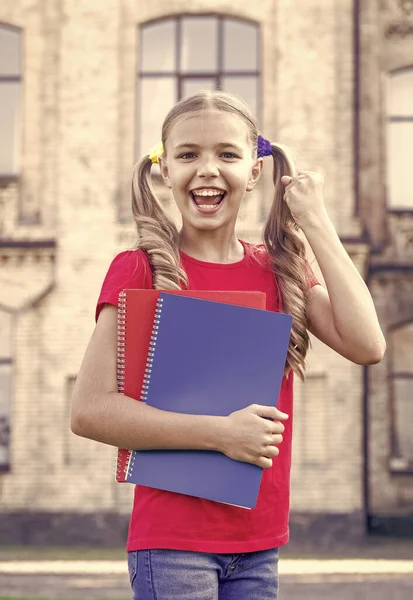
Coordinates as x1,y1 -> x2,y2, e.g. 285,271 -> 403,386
281,175 -> 293,186
272,422 -> 285,434
260,457 -> 274,469
271,434 -> 284,445
265,446 -> 279,458
254,405 -> 288,420
273,408 -> 289,420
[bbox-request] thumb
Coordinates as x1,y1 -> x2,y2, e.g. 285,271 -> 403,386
281,175 -> 292,186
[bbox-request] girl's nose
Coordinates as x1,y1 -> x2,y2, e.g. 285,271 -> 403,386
197,159 -> 219,178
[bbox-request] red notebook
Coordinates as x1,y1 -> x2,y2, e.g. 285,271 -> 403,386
115,289 -> 267,482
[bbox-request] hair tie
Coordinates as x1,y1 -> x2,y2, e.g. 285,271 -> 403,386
149,141 -> 164,164
257,135 -> 272,158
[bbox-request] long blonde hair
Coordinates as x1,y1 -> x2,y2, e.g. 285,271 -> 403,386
131,90 -> 311,379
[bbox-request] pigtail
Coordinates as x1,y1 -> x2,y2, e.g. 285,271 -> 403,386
263,143 -> 311,380
131,156 -> 189,290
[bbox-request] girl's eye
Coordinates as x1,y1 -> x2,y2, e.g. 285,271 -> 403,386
178,151 -> 237,159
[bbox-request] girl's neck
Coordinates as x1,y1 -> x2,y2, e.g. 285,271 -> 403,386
178,229 -> 244,264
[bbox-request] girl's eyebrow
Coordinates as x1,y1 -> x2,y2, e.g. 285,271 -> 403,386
174,143 -> 199,151
174,142 -> 243,152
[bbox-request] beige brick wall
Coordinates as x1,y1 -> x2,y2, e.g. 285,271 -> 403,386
360,0 -> 413,520
291,244 -> 369,514
0,0 -> 392,524
367,273 -> 413,517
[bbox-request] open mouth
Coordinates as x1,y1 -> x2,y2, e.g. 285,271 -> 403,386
190,189 -> 226,212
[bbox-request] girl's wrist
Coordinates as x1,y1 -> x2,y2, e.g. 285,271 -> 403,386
298,208 -> 331,233
209,416 -> 229,454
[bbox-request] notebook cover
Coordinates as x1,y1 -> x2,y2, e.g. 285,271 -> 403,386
125,293 -> 293,509
116,289 -> 267,482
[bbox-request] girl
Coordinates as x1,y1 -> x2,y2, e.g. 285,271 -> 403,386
71,91 -> 386,600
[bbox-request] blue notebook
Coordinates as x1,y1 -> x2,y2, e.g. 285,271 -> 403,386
125,293 -> 293,509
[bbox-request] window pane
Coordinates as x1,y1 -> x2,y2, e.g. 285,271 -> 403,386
223,20 -> 258,72
137,77 -> 175,159
301,374 -> 328,464
140,21 -> 175,73
181,18 -> 217,73
0,82 -> 20,174
392,323 -> 413,371
0,311 -> 12,356
386,122 -> 413,208
394,378 -> 413,460
387,70 -> 413,117
0,26 -> 20,76
221,76 -> 258,116
182,78 -> 217,99
0,363 -> 12,469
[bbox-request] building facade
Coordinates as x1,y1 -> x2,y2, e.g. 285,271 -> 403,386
0,0 -> 412,545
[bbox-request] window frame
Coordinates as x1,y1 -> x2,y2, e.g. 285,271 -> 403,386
0,346 -> 13,474
0,22 -> 22,180
388,320 -> 413,475
386,65 -> 413,214
137,14 -> 261,160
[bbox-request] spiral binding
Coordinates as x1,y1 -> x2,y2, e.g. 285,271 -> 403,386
115,290 -> 129,482
140,296 -> 163,402
117,290 -> 127,394
115,293 -> 164,483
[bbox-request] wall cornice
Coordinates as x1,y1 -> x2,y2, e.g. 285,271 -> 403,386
0,241 -> 56,312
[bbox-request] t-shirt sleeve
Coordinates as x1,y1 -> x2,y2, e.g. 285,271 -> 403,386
305,259 -> 320,290
95,250 -> 153,322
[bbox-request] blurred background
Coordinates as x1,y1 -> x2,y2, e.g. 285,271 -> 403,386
0,0 -> 412,598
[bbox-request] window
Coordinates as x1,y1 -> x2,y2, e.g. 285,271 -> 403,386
386,68 -> 413,209
299,374 -> 328,466
389,322 -> 413,472
137,16 -> 260,159
0,24 -> 22,176
0,310 -> 12,472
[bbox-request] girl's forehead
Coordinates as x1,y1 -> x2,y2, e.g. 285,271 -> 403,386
166,110 -> 252,148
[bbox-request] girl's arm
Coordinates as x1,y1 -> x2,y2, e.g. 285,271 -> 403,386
71,305 -> 288,468
70,304 -> 223,450
304,213 -> 386,364
281,172 -> 386,365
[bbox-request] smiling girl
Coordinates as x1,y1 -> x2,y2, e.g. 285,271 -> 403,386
71,91 -> 386,600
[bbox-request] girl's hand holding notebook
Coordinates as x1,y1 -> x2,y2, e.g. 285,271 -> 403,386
220,404 -> 289,470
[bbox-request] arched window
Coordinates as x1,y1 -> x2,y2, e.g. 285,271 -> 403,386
137,15 -> 260,159
389,322 -> 413,472
0,24 -> 22,176
386,68 -> 413,209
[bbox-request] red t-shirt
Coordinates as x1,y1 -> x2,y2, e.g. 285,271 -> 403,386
96,240 -> 319,553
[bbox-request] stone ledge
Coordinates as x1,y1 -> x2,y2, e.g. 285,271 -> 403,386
0,512 -> 129,547
1,510 -> 411,548
0,510 -> 371,548
288,511 -> 366,549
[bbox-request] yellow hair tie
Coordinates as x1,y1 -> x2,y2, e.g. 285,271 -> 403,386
149,141 -> 164,164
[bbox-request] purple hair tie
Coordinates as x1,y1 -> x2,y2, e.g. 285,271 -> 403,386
257,135 -> 272,158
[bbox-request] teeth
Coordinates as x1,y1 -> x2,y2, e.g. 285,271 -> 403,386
193,190 -> 224,197
198,204 -> 219,209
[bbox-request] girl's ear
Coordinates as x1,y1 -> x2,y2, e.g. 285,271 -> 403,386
159,156 -> 172,188
246,158 -> 264,192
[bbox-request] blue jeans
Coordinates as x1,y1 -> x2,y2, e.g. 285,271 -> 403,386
127,548 -> 279,600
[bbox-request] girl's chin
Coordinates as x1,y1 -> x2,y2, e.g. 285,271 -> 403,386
183,213 -> 228,231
